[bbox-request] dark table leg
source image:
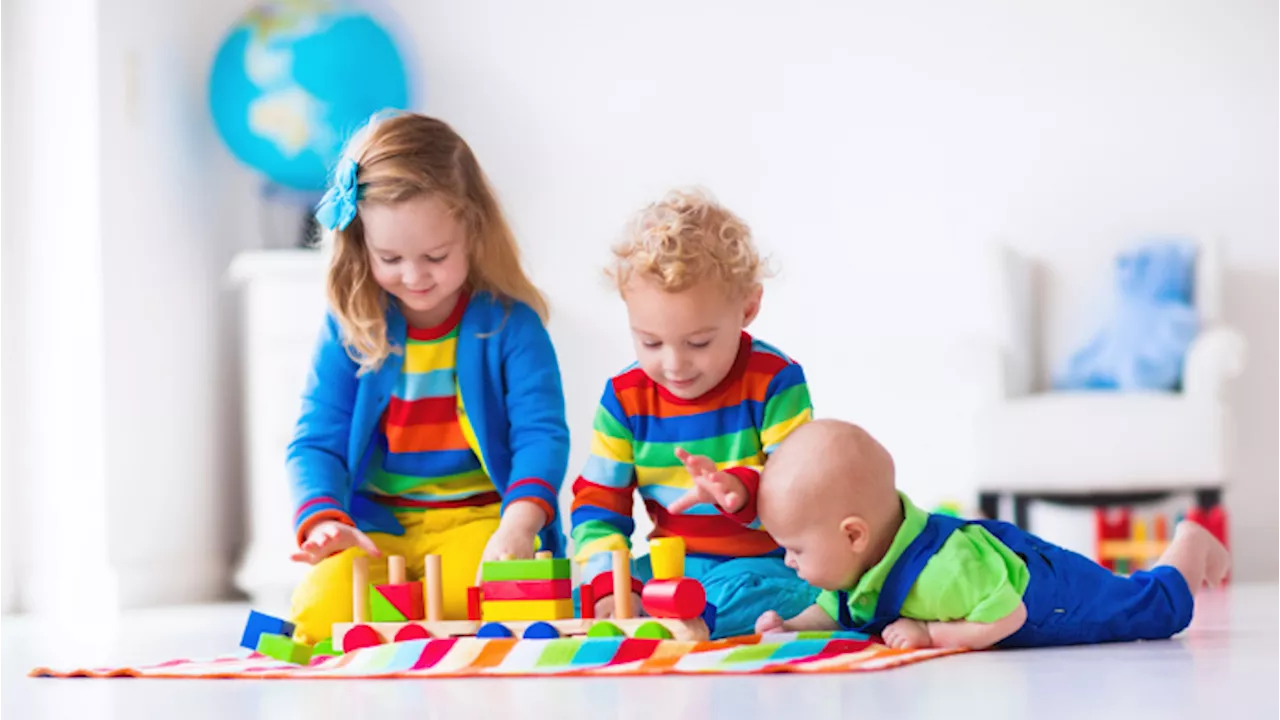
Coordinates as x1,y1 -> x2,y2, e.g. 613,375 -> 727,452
979,492 -> 1000,521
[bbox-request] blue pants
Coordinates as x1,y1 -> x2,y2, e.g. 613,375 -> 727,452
840,514 -> 1196,648
996,528 -> 1195,648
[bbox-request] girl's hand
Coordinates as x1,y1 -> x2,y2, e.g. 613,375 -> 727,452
669,448 -> 747,514
475,501 -> 546,582
290,521 -> 381,565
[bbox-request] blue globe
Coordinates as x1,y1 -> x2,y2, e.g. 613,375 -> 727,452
209,2 -> 410,192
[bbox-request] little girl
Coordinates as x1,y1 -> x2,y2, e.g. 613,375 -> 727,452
287,112 -> 569,643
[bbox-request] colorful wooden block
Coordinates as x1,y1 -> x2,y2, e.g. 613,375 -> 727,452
649,537 -> 686,580
482,598 -> 575,622
480,579 -> 573,601
311,638 -> 340,657
642,578 -> 707,619
372,582 -> 424,621
480,557 -> 571,582
369,586 -> 408,622
467,586 -> 483,621
522,621 -> 560,639
256,633 -> 313,665
240,610 -> 295,651
579,584 -> 596,619
633,621 -> 674,640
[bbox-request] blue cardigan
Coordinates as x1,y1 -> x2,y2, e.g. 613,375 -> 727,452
286,292 -> 569,557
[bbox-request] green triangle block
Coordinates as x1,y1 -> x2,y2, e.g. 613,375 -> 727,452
312,638 -> 340,656
633,621 -> 674,640
586,621 -> 626,638
370,586 -> 408,622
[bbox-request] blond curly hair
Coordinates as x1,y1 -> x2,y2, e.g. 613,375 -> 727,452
607,189 -> 767,298
323,113 -> 548,374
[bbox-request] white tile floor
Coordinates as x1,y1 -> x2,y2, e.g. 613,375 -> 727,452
4,584 -> 1277,720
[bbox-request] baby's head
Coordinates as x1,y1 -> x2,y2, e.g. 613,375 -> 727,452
760,420 -> 903,591
607,189 -> 767,399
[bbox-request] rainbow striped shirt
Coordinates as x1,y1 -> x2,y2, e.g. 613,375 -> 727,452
360,293 -> 500,511
570,333 -> 812,580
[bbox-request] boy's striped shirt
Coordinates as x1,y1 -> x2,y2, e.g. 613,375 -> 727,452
570,333 -> 812,580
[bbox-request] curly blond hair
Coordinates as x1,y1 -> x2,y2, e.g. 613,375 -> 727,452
607,189 -> 766,298
323,113 -> 548,374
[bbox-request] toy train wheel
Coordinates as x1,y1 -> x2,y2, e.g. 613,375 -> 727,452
394,624 -> 432,642
342,624 -> 383,653
477,622 -> 514,638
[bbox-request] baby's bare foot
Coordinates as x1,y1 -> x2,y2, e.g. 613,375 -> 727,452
1176,520 -> 1231,587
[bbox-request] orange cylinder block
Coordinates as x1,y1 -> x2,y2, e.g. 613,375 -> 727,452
641,578 -> 706,620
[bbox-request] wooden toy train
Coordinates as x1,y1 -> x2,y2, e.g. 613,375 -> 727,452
333,536 -> 714,652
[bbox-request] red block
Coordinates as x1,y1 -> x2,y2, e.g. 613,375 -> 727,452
1094,507 -> 1131,571
641,578 -> 706,620
374,582 -> 424,621
466,586 -> 483,621
580,583 -> 595,619
480,578 -> 572,601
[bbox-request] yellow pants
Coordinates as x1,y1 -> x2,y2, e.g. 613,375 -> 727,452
289,504 -> 501,643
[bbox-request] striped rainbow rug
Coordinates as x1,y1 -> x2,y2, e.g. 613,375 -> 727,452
31,632 -> 962,679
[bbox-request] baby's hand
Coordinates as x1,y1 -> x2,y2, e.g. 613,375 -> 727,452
882,618 -> 932,650
593,593 -> 643,620
290,521 -> 380,565
755,610 -> 786,634
669,448 -> 747,514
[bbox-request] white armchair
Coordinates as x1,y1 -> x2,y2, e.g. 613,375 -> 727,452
973,241 -> 1246,530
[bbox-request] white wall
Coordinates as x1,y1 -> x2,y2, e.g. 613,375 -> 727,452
0,0 -> 17,614
1,0 -> 259,611
94,0 -> 259,606
2,0 -> 116,613
388,0 -> 1277,578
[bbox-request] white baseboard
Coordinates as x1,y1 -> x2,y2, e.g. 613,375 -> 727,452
234,543 -> 309,615
21,563 -> 120,615
21,555 -> 233,613
113,556 -> 234,609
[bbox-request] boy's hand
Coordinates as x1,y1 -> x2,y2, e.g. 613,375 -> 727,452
669,448 -> 747,514
291,521 -> 381,565
882,618 -> 933,649
755,610 -> 786,634
593,593 -> 643,620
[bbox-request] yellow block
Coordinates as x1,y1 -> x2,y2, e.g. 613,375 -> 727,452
481,598 -> 575,622
649,537 -> 686,580
1097,539 -> 1168,560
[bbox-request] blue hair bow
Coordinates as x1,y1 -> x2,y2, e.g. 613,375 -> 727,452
315,157 -> 360,231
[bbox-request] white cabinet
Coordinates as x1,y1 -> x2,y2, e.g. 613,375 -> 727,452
228,250 -> 330,610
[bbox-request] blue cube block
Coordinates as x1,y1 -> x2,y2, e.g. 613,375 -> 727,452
240,610 -> 296,651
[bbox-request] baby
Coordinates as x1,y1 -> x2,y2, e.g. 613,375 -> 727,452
744,419 -> 1231,649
